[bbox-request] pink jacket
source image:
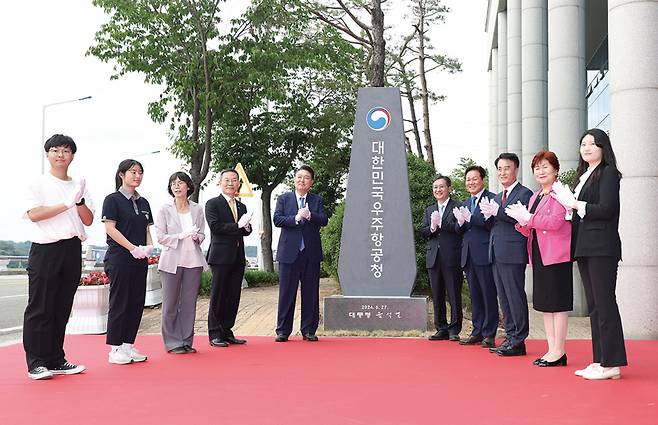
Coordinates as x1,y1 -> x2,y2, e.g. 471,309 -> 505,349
514,191 -> 571,266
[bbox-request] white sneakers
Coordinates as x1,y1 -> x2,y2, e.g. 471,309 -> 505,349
108,344 -> 148,364
575,363 -> 621,380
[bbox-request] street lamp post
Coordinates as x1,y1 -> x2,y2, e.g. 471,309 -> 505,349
41,95 -> 92,173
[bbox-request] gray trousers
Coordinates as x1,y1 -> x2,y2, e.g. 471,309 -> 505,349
160,266 -> 202,351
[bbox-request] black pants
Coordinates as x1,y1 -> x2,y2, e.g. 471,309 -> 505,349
427,260 -> 463,334
276,250 -> 320,336
23,237 -> 81,371
578,256 -> 628,367
105,262 -> 148,346
464,258 -> 498,338
208,261 -> 245,340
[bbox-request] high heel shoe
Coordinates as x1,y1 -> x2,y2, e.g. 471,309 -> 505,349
538,353 -> 567,367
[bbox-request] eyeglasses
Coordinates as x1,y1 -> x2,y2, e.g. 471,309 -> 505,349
48,148 -> 73,156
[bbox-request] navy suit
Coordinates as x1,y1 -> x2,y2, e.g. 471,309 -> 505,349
458,190 -> 499,339
488,182 -> 533,347
205,195 -> 251,341
274,191 -> 328,336
420,198 -> 463,335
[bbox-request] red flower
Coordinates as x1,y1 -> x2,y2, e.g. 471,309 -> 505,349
147,255 -> 160,265
80,271 -> 110,285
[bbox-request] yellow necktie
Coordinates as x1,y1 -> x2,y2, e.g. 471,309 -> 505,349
229,198 -> 238,222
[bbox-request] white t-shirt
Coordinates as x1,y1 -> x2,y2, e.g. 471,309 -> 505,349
24,173 -> 94,244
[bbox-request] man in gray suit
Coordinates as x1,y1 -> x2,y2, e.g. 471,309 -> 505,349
481,153 -> 533,356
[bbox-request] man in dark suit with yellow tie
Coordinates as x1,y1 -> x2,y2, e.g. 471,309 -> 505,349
273,165 -> 328,342
206,169 -> 252,347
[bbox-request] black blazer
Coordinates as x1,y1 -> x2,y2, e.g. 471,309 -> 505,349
458,189 -> 496,268
419,198 -> 462,268
572,165 -> 622,260
205,195 -> 252,265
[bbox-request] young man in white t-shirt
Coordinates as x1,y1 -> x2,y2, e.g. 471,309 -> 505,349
23,134 -> 94,380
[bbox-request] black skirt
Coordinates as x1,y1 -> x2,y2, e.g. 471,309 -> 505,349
531,233 -> 573,312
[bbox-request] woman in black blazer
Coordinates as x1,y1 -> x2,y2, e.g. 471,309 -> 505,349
553,128 -> 627,380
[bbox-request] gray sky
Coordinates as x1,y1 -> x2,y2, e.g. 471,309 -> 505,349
0,0 -> 489,246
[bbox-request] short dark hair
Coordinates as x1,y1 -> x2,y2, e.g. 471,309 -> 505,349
44,134 -> 77,154
167,171 -> 195,197
464,165 -> 487,180
295,165 -> 315,180
219,169 -> 239,179
433,175 -> 452,187
531,150 -> 560,172
495,152 -> 520,168
115,159 -> 144,190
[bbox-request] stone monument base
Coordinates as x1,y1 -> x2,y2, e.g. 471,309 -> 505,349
324,295 -> 427,331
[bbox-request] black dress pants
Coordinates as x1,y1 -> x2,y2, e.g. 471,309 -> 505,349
23,237 -> 81,371
578,256 -> 628,367
105,262 -> 148,346
427,259 -> 463,335
208,261 -> 245,340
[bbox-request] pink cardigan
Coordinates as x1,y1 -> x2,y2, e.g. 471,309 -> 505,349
514,191 -> 572,266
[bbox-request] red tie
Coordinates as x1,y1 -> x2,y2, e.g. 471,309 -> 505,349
502,189 -> 508,204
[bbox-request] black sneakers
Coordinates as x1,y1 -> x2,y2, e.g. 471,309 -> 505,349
27,366 -> 53,380
49,361 -> 86,375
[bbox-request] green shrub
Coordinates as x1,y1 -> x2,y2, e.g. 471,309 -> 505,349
245,270 -> 279,287
320,201 -> 344,279
198,269 -> 279,295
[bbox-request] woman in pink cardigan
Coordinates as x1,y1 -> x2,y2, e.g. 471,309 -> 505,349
505,151 -> 572,367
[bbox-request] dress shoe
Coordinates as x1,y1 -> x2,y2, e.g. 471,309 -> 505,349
183,345 -> 197,353
275,334 -> 288,342
497,343 -> 526,357
209,338 -> 229,347
574,362 -> 601,377
449,334 -> 461,342
481,337 -> 495,348
538,353 -> 567,367
489,341 -> 510,354
224,336 -> 247,345
459,335 -> 483,345
582,366 -> 621,380
428,331 -> 449,341
533,357 -> 545,365
302,334 -> 319,341
168,346 -> 187,354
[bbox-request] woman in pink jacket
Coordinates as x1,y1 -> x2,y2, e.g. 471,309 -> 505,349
505,151 -> 572,367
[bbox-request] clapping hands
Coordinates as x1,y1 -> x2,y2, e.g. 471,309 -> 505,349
550,181 -> 576,210
65,179 -> 86,208
505,201 -> 532,226
238,211 -> 253,229
479,196 -> 499,219
430,210 -> 440,230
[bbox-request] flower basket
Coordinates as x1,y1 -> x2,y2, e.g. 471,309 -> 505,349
145,256 -> 162,307
66,272 -> 110,335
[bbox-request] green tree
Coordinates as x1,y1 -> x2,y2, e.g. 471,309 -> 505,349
448,157 -> 490,202
210,0 -> 361,272
88,0 -> 246,201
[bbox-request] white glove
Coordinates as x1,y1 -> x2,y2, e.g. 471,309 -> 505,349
130,245 -> 150,259
551,181 -> 577,210
301,206 -> 311,220
505,202 -> 531,226
178,225 -> 200,240
452,207 -> 465,226
459,206 -> 472,223
430,210 -> 440,230
65,179 -> 86,208
238,211 -> 253,229
480,197 -> 499,219
295,209 -> 305,222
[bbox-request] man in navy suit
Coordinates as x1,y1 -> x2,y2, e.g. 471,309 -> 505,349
420,176 -> 463,341
273,165 -> 328,342
455,166 -> 499,348
481,153 -> 533,356
205,169 -> 252,347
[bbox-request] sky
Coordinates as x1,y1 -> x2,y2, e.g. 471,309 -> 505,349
0,0 -> 489,250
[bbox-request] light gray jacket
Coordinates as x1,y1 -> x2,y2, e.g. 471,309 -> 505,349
155,200 -> 209,274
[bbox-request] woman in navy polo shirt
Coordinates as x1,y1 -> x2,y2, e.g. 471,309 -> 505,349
102,159 -> 153,365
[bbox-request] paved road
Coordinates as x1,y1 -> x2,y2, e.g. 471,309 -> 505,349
0,275 -> 28,345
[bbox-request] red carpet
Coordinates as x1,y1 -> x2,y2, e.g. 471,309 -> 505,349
1,336 -> 656,425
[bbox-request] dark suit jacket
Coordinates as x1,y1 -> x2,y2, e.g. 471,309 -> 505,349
488,182 -> 533,264
205,195 -> 251,265
419,198 -> 462,268
273,191 -> 328,264
572,165 -> 622,260
458,189 -> 496,268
